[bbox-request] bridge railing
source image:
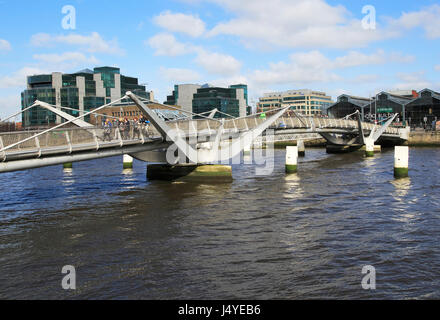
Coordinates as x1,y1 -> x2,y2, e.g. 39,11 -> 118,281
0,124 -> 163,161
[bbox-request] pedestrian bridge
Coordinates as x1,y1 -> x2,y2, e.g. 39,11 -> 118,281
0,92 -> 409,173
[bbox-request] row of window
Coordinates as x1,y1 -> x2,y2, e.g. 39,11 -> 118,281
111,110 -> 142,117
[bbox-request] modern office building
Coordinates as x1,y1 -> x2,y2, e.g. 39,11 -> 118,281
164,84 -> 202,115
257,89 -> 333,115
165,83 -> 247,118
21,67 -> 152,127
192,85 -> 246,118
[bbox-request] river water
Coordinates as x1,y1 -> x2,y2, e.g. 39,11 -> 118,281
0,147 -> 439,299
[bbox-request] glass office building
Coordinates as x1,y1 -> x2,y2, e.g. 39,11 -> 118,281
21,67 -> 151,127
192,87 -> 242,118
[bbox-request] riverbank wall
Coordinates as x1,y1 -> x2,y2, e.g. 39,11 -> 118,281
407,131 -> 440,147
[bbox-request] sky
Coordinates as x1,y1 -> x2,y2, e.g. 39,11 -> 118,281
0,0 -> 439,118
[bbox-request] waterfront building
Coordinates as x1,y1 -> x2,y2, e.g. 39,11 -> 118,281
90,102 -> 180,126
257,89 -> 333,115
405,89 -> 440,127
327,90 -> 440,127
327,95 -> 372,119
362,92 -> 415,124
21,67 -> 152,127
164,84 -> 202,115
192,85 -> 247,118
165,83 -> 247,118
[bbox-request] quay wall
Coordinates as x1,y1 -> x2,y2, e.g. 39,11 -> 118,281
407,132 -> 440,147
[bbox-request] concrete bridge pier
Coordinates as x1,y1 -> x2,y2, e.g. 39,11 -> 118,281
123,154 -> 134,169
63,163 -> 73,169
365,138 -> 374,157
326,144 -> 361,154
146,164 -> 232,182
394,146 -> 409,178
285,146 -> 298,174
297,140 -> 305,157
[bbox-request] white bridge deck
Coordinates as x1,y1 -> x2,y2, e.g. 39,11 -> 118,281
0,115 -> 405,163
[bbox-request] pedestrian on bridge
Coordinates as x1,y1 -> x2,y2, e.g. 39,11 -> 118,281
103,119 -> 112,141
133,117 -> 140,139
124,118 -> 131,139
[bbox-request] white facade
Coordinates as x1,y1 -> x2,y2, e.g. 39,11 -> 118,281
176,84 -> 201,115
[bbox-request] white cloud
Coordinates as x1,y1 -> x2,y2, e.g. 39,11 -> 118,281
30,32 -> 124,55
194,50 -> 241,76
0,67 -> 48,89
394,71 -> 432,90
435,65 -> 440,71
249,49 -> 413,87
160,67 -> 201,82
33,52 -> 99,65
333,50 -> 414,68
0,39 -> 11,51
206,0 -> 396,49
147,33 -> 193,56
388,4 -> 440,39
0,94 -> 21,119
251,52 -> 340,86
147,33 -> 242,76
153,11 -> 206,37
350,74 -> 380,84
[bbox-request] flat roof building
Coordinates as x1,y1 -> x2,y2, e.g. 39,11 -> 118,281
257,89 -> 333,116
164,84 -> 202,115
21,67 -> 152,127
192,85 -> 247,118
165,83 -> 248,118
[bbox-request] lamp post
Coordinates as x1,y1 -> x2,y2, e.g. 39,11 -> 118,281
402,103 -> 406,127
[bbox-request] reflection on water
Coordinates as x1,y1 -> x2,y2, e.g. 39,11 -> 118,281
391,177 -> 411,200
1,149 -> 440,300
283,173 -> 303,200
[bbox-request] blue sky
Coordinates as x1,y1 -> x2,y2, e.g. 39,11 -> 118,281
0,0 -> 439,118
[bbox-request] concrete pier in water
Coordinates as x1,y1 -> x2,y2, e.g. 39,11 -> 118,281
147,164 -> 233,182
285,146 -> 298,174
394,146 -> 409,178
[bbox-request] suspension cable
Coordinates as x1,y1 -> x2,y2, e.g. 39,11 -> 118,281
0,96 -> 126,153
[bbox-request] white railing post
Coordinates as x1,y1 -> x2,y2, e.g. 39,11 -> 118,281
92,129 -> 100,150
206,120 -> 211,135
0,136 -> 5,161
65,131 -> 73,154
35,136 -> 41,158
116,128 -> 123,147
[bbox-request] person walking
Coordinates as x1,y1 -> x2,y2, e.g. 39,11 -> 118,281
133,117 -> 140,139
124,118 -> 131,139
118,118 -> 125,140
103,119 -> 112,141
